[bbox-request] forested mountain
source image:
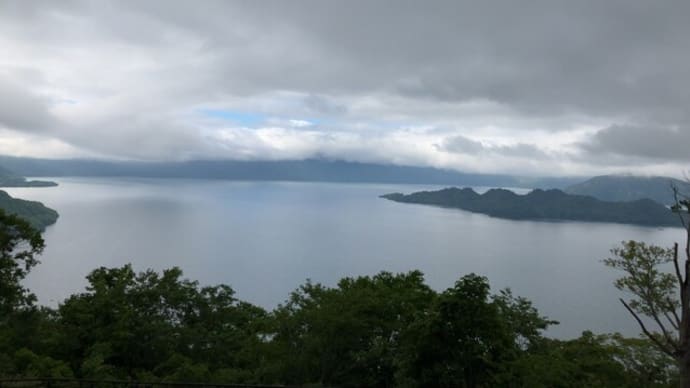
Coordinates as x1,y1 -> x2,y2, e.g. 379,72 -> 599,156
0,190 -> 58,230
565,175 -> 690,205
382,187 -> 681,227
0,156 -> 583,188
0,166 -> 56,188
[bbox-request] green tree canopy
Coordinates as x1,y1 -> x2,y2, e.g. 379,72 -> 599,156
0,209 -> 44,317
55,265 -> 268,381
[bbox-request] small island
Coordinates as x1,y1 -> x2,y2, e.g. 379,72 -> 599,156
0,190 -> 59,230
381,187 -> 682,227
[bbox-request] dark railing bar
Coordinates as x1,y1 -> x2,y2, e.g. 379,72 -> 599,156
0,379 -> 290,388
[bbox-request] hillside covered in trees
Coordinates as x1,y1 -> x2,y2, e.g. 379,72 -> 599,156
382,187 -> 680,227
0,191 -> 58,230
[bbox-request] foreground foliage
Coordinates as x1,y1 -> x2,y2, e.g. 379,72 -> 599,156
0,210 -> 45,317
0,266 -> 675,387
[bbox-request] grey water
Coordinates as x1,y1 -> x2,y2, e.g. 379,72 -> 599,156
4,177 -> 682,338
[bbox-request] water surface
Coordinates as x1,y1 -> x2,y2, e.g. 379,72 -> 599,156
5,178 -> 682,338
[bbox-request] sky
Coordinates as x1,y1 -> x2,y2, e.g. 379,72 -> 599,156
0,1 -> 689,177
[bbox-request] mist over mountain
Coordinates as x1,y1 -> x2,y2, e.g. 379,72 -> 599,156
0,156 -> 585,189
565,175 -> 690,205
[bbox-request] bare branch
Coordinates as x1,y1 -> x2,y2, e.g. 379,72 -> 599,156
669,301 -> 682,329
672,185 -> 688,230
648,304 -> 678,348
620,298 -> 677,358
686,227 -> 690,272
674,243 -> 684,288
664,309 -> 680,331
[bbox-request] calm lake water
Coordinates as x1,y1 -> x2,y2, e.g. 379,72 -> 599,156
4,177 -> 683,338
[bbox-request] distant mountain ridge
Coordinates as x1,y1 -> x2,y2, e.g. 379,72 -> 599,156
0,165 -> 57,187
381,187 -> 681,227
0,156 -> 584,189
0,190 -> 59,230
565,175 -> 690,205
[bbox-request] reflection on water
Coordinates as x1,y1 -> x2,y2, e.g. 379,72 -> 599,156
4,177 -> 683,338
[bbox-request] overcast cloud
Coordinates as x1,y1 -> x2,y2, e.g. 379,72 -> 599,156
1,0 -> 689,176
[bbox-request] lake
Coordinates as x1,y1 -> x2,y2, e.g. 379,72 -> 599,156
4,177 -> 683,338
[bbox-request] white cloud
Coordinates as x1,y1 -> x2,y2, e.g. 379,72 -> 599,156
288,119 -> 313,128
0,1 -> 688,177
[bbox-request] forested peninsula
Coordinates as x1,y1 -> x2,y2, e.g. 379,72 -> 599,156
0,167 -> 56,188
0,190 -> 58,230
381,187 -> 680,227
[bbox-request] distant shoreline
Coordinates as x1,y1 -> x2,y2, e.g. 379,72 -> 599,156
0,179 -> 58,188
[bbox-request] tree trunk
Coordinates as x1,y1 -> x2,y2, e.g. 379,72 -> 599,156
680,353 -> 690,388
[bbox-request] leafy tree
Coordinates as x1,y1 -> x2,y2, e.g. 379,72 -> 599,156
604,187 -> 690,387
54,265 -> 269,381
493,288 -> 558,350
79,342 -> 116,380
269,271 -> 435,387
611,334 -> 677,387
0,209 -> 45,316
507,331 -> 676,388
0,307 -> 60,362
396,274 -> 554,387
153,354 -> 210,382
13,348 -> 73,378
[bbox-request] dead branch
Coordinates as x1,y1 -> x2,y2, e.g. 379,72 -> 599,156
674,243 -> 684,288
649,304 -> 678,349
669,301 -> 682,329
620,298 -> 677,358
664,309 -> 680,331
672,185 -> 688,230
